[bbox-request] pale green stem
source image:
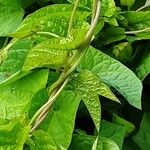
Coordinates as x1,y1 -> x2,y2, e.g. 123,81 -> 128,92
36,31 -> 60,38
29,0 -> 101,132
125,27 -> 150,34
67,0 -> 80,38
29,78 -> 69,132
136,4 -> 150,11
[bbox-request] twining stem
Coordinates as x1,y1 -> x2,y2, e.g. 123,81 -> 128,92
29,0 -> 100,132
29,77 -> 69,132
67,0 -> 80,38
125,27 -> 150,34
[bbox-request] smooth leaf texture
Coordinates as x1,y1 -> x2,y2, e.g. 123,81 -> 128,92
40,90 -> 81,149
69,134 -> 120,150
133,113 -> 150,150
100,120 -> 126,149
94,27 -> 126,45
136,52 -> 150,80
80,46 -> 142,109
0,70 -> 48,119
0,116 -> 30,150
27,130 -> 57,150
112,113 -> 135,137
0,0 -> 24,36
123,11 -> 150,30
11,4 -> 89,38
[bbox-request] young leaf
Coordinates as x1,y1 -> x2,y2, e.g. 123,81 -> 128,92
133,113 -> 150,150
100,120 -> 126,149
0,116 -> 30,150
80,46 -> 142,109
136,52 -> 150,80
0,70 -> 48,119
71,70 -> 119,101
0,0 -> 24,36
40,90 -> 81,149
11,4 -> 89,38
70,70 -> 119,132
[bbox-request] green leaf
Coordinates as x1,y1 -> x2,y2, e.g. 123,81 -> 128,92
123,11 -> 150,30
22,21 -> 89,71
95,27 -> 126,45
67,0 -> 117,19
69,134 -> 120,150
40,90 -> 81,149
0,116 -> 30,150
71,73 -> 101,132
100,120 -> 126,149
120,0 -> 135,8
101,0 -> 117,18
28,89 -> 49,119
133,113 -> 150,150
111,42 -> 132,63
22,38 -> 69,71
69,134 -> 96,150
0,38 -> 34,83
136,51 -> 150,80
27,130 -> 57,150
70,70 -> 119,132
101,137 -> 120,150
0,0 -> 24,36
80,46 -> 142,109
11,4 -> 89,38
0,70 -> 48,119
112,113 -> 135,137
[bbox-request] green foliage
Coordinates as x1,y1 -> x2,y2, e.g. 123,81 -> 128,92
0,70 -> 48,119
80,46 -> 142,109
0,116 -> 30,149
133,113 -> 150,150
0,0 -> 150,149
0,0 -> 24,36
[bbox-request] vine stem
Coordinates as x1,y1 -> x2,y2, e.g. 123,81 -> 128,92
136,4 -> 150,11
29,0 -> 101,132
29,77 -> 69,132
125,27 -> 150,34
67,0 -> 80,38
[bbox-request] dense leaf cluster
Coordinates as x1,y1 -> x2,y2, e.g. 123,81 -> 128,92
0,0 -> 150,150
